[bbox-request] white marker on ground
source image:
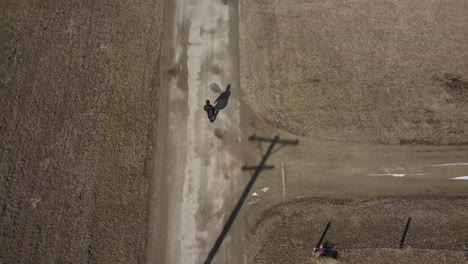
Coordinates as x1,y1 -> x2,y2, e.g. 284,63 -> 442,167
252,192 -> 258,196
261,187 -> 269,193
368,173 -> 426,177
369,173 -> 406,177
451,176 -> 468,180
247,199 -> 260,205
428,163 -> 468,166
281,161 -> 286,204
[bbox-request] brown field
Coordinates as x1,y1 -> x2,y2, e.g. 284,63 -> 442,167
1,0 -> 163,263
240,0 -> 468,145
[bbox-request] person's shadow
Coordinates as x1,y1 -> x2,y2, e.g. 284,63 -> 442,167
214,84 -> 231,114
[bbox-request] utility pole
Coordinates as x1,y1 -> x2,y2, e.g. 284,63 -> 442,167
399,217 -> 412,249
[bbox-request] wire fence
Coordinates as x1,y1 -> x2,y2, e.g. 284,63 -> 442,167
314,219 -> 468,254
338,244 -> 468,252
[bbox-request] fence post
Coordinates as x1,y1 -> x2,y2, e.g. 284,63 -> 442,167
399,217 -> 412,249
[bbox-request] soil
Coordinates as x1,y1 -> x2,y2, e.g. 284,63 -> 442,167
0,0 -> 164,263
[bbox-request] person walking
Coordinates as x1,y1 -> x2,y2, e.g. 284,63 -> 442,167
204,100 -> 217,123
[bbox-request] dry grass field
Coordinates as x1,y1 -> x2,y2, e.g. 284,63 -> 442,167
0,0 -> 163,263
240,0 -> 468,144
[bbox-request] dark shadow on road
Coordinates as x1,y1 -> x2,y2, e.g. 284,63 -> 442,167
204,135 -> 298,264
214,84 -> 231,113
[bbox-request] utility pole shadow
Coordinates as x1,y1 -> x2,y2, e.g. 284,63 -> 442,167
204,134 -> 299,264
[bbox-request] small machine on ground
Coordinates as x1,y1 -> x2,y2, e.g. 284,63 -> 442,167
316,242 -> 339,258
313,222 -> 339,259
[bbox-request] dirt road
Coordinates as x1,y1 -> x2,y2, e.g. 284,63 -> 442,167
145,0 -> 245,263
